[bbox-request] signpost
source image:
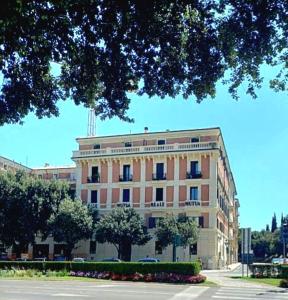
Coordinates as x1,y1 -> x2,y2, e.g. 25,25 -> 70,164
241,228 -> 251,277
281,223 -> 288,258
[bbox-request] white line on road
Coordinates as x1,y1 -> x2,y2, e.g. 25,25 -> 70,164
168,286 -> 209,300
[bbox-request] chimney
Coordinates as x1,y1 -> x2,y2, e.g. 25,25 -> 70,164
144,127 -> 148,133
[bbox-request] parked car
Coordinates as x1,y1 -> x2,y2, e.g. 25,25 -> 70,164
101,258 -> 122,262
16,258 -> 29,261
33,257 -> 47,261
72,257 -> 85,262
272,258 -> 284,265
0,253 -> 9,261
53,256 -> 66,261
138,257 -> 160,263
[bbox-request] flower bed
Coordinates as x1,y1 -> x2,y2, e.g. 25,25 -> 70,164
70,270 -> 206,284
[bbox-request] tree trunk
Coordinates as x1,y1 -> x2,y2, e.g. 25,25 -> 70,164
66,244 -> 74,260
120,241 -> 132,261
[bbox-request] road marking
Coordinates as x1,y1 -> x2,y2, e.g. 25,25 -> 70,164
169,286 -> 209,299
52,293 -> 89,297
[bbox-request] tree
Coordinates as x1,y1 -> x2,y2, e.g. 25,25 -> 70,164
271,213 -> 278,233
265,224 -> 270,232
0,171 -> 69,254
155,215 -> 198,261
49,198 -> 94,259
95,207 -> 150,261
0,1 -> 287,125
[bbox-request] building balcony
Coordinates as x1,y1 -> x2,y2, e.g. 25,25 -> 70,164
87,174 -> 100,183
116,202 -> 131,208
72,142 -> 218,159
151,201 -> 165,208
89,202 -> 98,208
119,174 -> 133,182
186,172 -> 202,179
152,173 -> 167,181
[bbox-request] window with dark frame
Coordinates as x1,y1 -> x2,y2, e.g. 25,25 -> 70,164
191,137 -> 200,143
90,241 -> 96,254
155,241 -> 163,255
199,216 -> 204,228
157,139 -> 166,145
124,142 -> 132,147
156,188 -> 163,201
122,189 -> 130,203
148,217 -> 156,228
93,144 -> 101,149
190,187 -> 198,200
91,190 -> 98,204
189,243 -> 197,255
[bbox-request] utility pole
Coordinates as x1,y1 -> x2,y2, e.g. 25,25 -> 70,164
281,223 -> 288,258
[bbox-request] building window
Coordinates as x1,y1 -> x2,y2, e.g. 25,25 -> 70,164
148,217 -> 156,229
38,174 -> 43,179
191,137 -> 199,143
155,241 -> 163,254
190,187 -> 198,200
157,139 -> 166,145
199,216 -> 204,228
53,174 -> 58,179
189,243 -> 197,255
156,188 -> 163,201
122,189 -> 130,203
90,241 -> 96,254
122,164 -> 131,181
89,166 -> 99,183
191,161 -> 199,174
124,142 -> 132,147
153,163 -> 166,180
93,144 -> 101,149
91,190 -> 98,204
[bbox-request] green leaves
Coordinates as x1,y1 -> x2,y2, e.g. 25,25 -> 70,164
155,215 -> 199,249
49,198 -> 94,257
0,1 -> 287,125
0,171 -> 70,251
95,207 -> 151,260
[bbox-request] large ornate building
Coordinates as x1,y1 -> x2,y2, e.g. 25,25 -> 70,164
1,127 -> 239,269
71,127 -> 239,269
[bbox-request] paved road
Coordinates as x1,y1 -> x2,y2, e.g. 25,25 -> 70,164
0,267 -> 287,300
0,280 -> 209,300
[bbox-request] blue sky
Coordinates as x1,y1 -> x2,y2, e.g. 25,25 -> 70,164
0,74 -> 287,231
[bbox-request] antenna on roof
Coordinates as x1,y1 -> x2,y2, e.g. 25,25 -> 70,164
87,108 -> 96,137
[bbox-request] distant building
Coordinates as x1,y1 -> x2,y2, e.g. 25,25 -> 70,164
0,156 -> 31,173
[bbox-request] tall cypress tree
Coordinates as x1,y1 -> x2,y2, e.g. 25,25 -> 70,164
271,213 -> 277,233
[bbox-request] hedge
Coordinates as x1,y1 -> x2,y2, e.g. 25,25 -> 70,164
0,261 -> 200,276
250,263 -> 288,278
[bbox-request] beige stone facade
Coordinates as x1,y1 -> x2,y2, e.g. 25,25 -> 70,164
72,127 -> 239,269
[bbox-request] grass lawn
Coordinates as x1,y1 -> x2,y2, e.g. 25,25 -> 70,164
230,276 -> 282,287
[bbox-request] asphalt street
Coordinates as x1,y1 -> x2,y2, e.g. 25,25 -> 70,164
0,278 -> 288,300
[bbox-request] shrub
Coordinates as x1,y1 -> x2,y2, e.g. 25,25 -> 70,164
280,279 -> 288,288
0,261 -> 200,276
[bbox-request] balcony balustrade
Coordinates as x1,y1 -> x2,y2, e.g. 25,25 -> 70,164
87,174 -> 100,183
152,173 -> 167,181
72,142 -> 218,158
119,174 -> 133,182
186,171 -> 202,179
116,202 -> 131,208
89,203 -> 98,208
151,201 -> 165,207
